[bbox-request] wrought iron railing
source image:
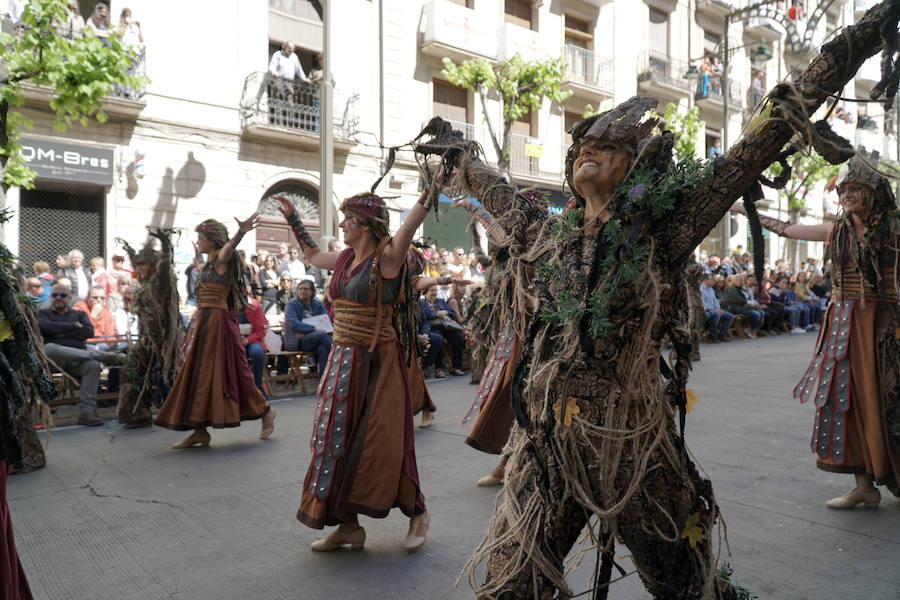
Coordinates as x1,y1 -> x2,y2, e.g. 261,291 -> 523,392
509,132 -> 563,180
563,44 -> 613,92
239,71 -> 359,138
636,51 -> 693,93
695,76 -> 742,107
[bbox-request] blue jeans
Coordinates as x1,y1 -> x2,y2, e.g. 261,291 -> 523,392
245,342 -> 266,398
421,332 -> 443,368
784,305 -> 803,328
739,307 -> 763,330
705,309 -> 734,339
299,331 -> 332,372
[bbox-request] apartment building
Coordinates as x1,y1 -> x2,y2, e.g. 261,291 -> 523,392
1,0 -> 884,278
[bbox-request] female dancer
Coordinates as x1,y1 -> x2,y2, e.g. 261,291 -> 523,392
155,215 -> 275,448
736,155 -> 899,507
276,190 -> 432,553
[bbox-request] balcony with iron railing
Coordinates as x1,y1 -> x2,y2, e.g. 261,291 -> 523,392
561,45 -> 614,100
637,51 -> 694,97
695,77 -> 743,110
239,72 -> 359,150
3,17 -> 148,118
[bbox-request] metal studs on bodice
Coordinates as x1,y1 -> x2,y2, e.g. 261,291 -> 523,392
462,321 -> 516,425
308,343 -> 357,501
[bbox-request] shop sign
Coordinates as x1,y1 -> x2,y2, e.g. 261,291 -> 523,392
524,137 -> 544,158
19,137 -> 114,185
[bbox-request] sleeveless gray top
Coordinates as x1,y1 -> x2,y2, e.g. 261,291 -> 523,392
338,253 -> 402,304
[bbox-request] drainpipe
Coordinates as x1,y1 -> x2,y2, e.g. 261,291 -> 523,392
320,0 -> 334,237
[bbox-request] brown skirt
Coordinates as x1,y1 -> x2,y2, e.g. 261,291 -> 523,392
465,336 -> 521,455
1,462 -> 32,600
816,301 -> 900,487
297,340 -> 425,528
155,305 -> 269,431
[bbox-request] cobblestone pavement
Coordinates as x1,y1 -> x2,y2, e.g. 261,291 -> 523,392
8,333 -> 900,599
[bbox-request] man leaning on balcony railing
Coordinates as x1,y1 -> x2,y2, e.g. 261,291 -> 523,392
268,41 -> 310,128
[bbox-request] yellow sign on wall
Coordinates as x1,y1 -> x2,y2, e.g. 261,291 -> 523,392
524,137 -> 544,158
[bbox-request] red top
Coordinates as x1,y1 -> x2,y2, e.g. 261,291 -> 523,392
72,300 -> 117,341
244,297 -> 268,350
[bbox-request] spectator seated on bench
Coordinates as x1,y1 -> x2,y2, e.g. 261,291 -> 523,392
73,285 -> 126,391
240,288 -> 269,400
283,280 -> 331,373
38,284 -> 124,426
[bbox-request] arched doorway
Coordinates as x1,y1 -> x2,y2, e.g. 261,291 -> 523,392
256,180 -> 320,254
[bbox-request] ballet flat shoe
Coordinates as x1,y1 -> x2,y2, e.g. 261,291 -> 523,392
404,511 -> 431,553
260,409 -> 276,439
171,430 -> 210,449
476,472 -> 504,487
826,488 -> 881,509
418,410 -> 434,429
310,526 -> 366,551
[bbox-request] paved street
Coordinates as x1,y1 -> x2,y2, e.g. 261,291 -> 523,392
8,333 -> 900,600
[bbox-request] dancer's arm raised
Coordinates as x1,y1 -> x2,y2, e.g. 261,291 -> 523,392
212,212 -> 259,275
380,188 -> 434,279
275,196 -> 341,272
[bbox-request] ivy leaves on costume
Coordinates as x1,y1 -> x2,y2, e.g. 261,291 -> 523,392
0,210 -> 56,465
537,154 -> 715,342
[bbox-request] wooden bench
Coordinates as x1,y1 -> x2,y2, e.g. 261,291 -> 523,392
263,350 -> 315,395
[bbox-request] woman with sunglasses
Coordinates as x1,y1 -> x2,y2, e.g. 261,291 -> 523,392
276,186 -> 435,553
154,215 -> 275,448
275,274 -> 294,314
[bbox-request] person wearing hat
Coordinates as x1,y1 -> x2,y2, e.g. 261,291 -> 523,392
276,189 -> 433,553
154,215 -> 276,447
450,96 -> 745,598
734,154 -> 900,508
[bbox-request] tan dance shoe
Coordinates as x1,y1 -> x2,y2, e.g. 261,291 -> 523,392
826,488 -> 881,509
476,457 -> 507,487
260,409 -> 276,440
310,525 -> 366,551
404,511 -> 430,553
171,430 -> 210,449
418,410 -> 434,429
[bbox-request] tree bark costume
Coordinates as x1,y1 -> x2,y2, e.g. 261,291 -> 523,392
442,4 -> 900,597
116,230 -> 184,427
0,218 -> 56,599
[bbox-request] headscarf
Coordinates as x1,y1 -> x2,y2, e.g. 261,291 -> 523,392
195,219 -> 229,249
340,193 -> 391,240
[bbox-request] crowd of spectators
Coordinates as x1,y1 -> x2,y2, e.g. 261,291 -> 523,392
697,246 -> 830,344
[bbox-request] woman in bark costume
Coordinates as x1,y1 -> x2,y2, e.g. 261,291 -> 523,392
736,154 -> 900,507
154,216 -> 275,448
276,189 -> 433,552
441,4 -> 900,594
116,229 -> 184,429
1,219 -> 56,599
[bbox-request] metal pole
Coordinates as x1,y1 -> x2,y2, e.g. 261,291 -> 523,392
319,0 -> 334,238
720,13 -> 731,255
722,14 -> 730,151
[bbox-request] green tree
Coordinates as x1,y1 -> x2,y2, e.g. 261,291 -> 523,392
767,151 -> 839,263
659,103 -> 704,159
442,54 -> 571,173
0,0 -> 147,189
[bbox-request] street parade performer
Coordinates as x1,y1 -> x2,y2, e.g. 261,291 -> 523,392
437,3 -> 900,596
154,215 -> 275,447
734,154 -> 900,508
116,229 -> 184,429
276,189 -> 432,553
1,214 -> 56,600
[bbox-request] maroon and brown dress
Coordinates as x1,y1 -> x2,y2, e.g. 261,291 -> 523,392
155,265 -> 269,430
297,246 -> 425,528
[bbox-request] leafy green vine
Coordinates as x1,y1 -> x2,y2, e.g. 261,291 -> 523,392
538,155 -> 713,339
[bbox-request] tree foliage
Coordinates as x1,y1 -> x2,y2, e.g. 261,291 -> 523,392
442,54 -> 571,172
0,0 -> 148,188
657,103 -> 704,159
766,151 -> 840,214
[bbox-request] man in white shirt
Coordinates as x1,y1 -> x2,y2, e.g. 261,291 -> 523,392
268,41 -> 309,127
284,247 -> 306,281
269,41 -> 308,82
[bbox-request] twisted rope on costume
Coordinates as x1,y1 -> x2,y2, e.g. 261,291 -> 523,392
331,301 -> 395,345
